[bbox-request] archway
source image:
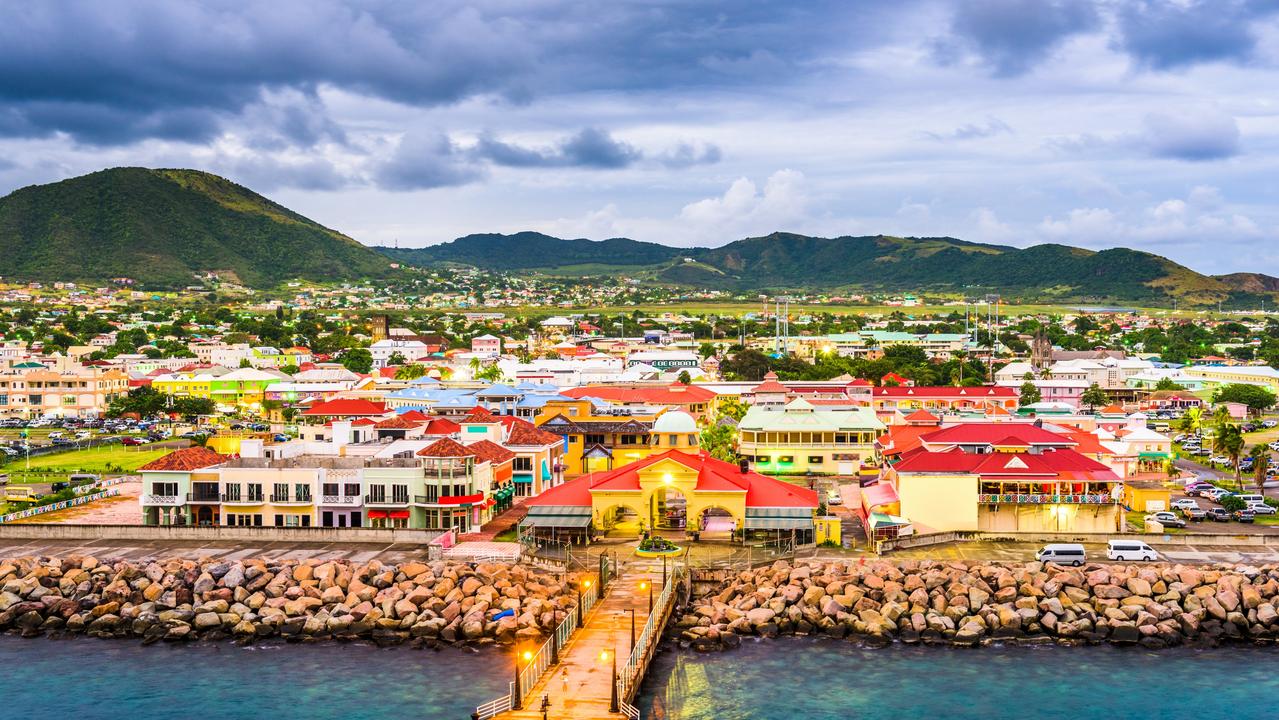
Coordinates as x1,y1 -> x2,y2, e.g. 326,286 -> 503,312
595,503 -> 643,537
651,486 -> 687,531
691,505 -> 739,540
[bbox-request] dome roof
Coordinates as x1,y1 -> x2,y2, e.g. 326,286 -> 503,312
652,410 -> 698,434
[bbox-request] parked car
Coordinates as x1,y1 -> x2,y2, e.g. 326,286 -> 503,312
1171,498 -> 1200,511
120,436 -> 148,446
1247,502 -> 1277,515
1185,507 -> 1208,521
1210,455 -> 1230,465
1264,420 -> 1278,429
825,490 -> 842,505
1234,509 -> 1256,523
1107,540 -> 1158,562
1145,512 -> 1187,529
1036,543 -> 1086,567
1207,507 -> 1231,521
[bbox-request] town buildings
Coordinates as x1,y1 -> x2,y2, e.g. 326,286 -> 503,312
737,398 -> 884,475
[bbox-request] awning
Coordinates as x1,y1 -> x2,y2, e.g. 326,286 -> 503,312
388,510 -> 410,520
522,514 -> 592,528
483,498 -> 496,508
438,492 -> 484,505
367,510 -> 388,519
861,483 -> 899,509
868,512 -> 912,528
513,474 -> 534,483
744,508 -> 814,530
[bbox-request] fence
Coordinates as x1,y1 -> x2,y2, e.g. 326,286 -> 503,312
616,565 -> 684,707
473,567 -> 605,720
0,489 -> 121,524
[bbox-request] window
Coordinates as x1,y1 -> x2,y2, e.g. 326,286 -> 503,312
150,482 -> 178,496
778,456 -> 794,464
688,434 -> 698,445
295,483 -> 311,502
248,483 -> 263,501
808,456 -> 823,464
225,485 -> 241,502
322,483 -> 339,496
668,434 -> 678,446
392,484 -> 409,503
368,485 -> 386,502
344,483 -> 360,497
513,457 -> 532,472
756,455 -> 771,463
584,433 -> 606,445
273,483 -> 288,501
274,514 -> 284,527
423,485 -> 439,503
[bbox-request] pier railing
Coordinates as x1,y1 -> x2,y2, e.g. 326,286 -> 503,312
473,571 -> 604,720
615,565 -> 684,708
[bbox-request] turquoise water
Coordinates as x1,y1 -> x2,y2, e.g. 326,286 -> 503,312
0,637 -> 510,719
637,638 -> 1279,720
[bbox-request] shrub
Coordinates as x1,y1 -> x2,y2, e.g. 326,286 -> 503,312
1220,495 -> 1246,512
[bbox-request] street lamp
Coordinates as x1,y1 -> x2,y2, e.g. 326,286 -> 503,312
640,579 -> 652,613
626,608 -> 635,653
577,578 -> 592,628
513,646 -> 534,709
602,648 -> 619,713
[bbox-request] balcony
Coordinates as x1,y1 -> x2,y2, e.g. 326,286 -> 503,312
320,494 -> 362,506
270,493 -> 313,504
141,494 -> 182,506
221,493 -> 265,504
978,493 -> 1117,505
364,494 -> 410,507
186,492 -> 222,504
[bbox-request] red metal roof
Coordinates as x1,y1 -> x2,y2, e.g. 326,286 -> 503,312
498,416 -> 563,447
919,423 -> 1076,446
562,383 -> 716,405
874,386 -> 1017,397
894,447 -> 1117,481
302,398 -> 388,416
422,418 -> 462,435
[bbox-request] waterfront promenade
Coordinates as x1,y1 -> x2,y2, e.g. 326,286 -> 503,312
496,559 -> 665,720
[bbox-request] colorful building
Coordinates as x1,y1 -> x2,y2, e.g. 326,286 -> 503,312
737,398 -> 884,475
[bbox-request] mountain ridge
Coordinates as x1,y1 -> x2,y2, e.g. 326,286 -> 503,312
374,230 -> 1262,305
0,167 -> 392,288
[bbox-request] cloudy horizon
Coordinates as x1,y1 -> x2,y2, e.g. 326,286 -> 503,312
2,0 -> 1278,274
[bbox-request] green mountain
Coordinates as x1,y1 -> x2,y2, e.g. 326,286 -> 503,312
380,231 -> 1262,305
0,167 -> 391,287
377,231 -> 682,271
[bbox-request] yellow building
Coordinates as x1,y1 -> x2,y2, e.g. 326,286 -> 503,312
881,443 -> 1123,534
522,446 -> 820,543
535,399 -> 657,476
218,464 -> 318,528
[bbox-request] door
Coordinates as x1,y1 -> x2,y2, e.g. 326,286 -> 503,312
350,512 -> 361,528
322,511 -> 333,527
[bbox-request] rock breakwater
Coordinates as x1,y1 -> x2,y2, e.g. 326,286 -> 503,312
0,555 -> 579,645
679,559 -> 1279,650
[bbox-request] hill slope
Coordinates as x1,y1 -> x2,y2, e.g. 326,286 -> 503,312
376,231 -> 686,271
0,167 -> 390,287
381,231 -> 1256,305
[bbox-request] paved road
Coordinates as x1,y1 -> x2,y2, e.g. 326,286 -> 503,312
890,539 -> 1279,565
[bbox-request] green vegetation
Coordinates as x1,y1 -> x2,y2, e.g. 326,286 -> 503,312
1213,383 -> 1277,413
0,167 -> 392,287
2,445 -> 170,475
378,230 -> 1278,305
108,385 -> 215,418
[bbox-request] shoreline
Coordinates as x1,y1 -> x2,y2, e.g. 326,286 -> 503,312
0,554 -> 580,646
677,558 -> 1279,651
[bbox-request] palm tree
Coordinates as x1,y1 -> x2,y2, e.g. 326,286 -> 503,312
1216,424 -> 1246,491
395,364 -> 426,380
1249,443 -> 1271,495
1176,406 -> 1202,436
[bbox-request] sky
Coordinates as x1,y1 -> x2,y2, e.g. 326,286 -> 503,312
2,0 -> 1278,274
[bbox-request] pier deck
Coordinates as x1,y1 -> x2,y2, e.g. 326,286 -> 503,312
495,560 -> 666,720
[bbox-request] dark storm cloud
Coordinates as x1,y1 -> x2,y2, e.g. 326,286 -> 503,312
374,131 -> 485,191
938,0 -> 1100,76
0,0 -> 881,146
1114,0 -> 1279,70
473,128 -> 640,169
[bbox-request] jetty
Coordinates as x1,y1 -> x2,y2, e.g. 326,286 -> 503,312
475,557 -> 685,720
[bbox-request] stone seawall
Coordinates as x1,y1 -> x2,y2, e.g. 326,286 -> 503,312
679,559 -> 1279,650
0,555 -> 579,645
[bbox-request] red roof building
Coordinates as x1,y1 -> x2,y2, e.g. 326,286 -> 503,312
561,383 -> 717,419
301,398 -> 388,417
138,446 -> 226,472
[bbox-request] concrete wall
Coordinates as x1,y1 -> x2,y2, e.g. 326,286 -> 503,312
0,524 -> 446,545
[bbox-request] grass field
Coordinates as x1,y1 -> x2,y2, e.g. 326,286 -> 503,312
500,301 -> 1204,319
2,445 -> 170,477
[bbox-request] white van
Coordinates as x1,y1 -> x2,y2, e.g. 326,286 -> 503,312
1035,543 -> 1087,566
1235,494 -> 1265,506
1107,540 -> 1158,562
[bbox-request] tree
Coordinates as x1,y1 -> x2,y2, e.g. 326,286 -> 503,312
717,397 -> 749,423
677,370 -> 692,384
1080,383 -> 1109,412
1216,423 -> 1246,491
239,358 -> 253,368
1019,381 -> 1041,406
340,347 -> 373,374
395,364 -> 427,380
1154,377 -> 1183,391
386,351 -> 408,366
699,422 -> 737,463
1250,443 -> 1271,495
476,364 -> 503,382
1176,406 -> 1202,435
1213,384 -> 1277,415
698,342 -> 717,359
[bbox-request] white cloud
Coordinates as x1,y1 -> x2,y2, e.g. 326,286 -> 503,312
678,169 -> 808,235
